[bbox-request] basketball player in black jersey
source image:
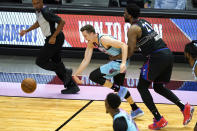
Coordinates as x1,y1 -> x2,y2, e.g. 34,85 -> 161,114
111,4 -> 194,130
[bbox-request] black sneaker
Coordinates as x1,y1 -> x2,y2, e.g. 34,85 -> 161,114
61,79 -> 80,94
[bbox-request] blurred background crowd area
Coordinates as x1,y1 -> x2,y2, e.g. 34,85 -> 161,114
0,0 -> 197,10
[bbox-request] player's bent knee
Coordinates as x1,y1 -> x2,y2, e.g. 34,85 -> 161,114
89,71 -> 98,82
89,69 -> 106,85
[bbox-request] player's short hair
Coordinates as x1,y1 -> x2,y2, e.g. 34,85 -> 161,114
80,25 -> 96,34
106,93 -> 121,109
126,4 -> 140,19
184,40 -> 197,59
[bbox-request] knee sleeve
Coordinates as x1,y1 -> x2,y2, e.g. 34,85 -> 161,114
113,73 -> 126,86
89,68 -> 106,85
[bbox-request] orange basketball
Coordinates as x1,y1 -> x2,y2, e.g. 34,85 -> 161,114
21,78 -> 37,93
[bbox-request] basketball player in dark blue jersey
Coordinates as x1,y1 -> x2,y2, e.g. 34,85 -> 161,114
111,4 -> 194,130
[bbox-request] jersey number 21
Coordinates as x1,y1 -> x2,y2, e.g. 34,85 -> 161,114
142,22 -> 153,33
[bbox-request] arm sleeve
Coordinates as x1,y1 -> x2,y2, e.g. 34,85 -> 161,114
113,117 -> 128,131
41,8 -> 61,23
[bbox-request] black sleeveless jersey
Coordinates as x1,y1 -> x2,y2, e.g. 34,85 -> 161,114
134,19 -> 167,56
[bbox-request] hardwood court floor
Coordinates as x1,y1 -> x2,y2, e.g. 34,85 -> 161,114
0,96 -> 196,131
64,101 -> 197,131
0,96 -> 88,131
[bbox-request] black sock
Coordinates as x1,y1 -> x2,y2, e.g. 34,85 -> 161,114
124,91 -> 130,99
152,109 -> 162,121
123,91 -> 139,111
176,100 -> 185,111
111,84 -> 120,92
131,103 -> 138,111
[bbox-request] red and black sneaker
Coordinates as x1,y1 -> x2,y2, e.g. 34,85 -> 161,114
182,103 -> 194,125
148,116 -> 168,130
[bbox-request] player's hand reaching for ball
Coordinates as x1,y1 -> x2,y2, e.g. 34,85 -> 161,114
73,75 -> 83,85
20,30 -> 27,37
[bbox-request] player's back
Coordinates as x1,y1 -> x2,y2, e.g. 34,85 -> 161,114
134,19 -> 167,57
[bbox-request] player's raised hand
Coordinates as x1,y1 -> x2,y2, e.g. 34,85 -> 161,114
120,63 -> 126,73
20,30 -> 27,36
73,75 -> 83,85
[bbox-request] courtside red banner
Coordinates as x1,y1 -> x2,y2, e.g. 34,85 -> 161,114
59,14 -> 193,52
1,12 -> 196,52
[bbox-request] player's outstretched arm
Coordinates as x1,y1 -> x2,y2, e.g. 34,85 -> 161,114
73,43 -> 94,84
20,21 -> 39,36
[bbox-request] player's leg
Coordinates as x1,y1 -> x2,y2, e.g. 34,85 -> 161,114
36,34 -> 73,84
89,61 -> 124,91
112,73 -> 128,99
153,82 -> 194,125
89,68 -> 127,96
53,34 -> 79,93
89,61 -> 144,118
35,34 -> 64,72
136,56 -> 168,130
113,73 -> 144,119
50,51 -> 79,94
89,61 -> 126,95
137,75 -> 168,130
96,61 -> 131,101
153,57 -> 194,126
153,61 -> 185,111
36,34 -> 79,94
89,68 -> 107,85
35,42 -> 59,70
51,51 -> 72,86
